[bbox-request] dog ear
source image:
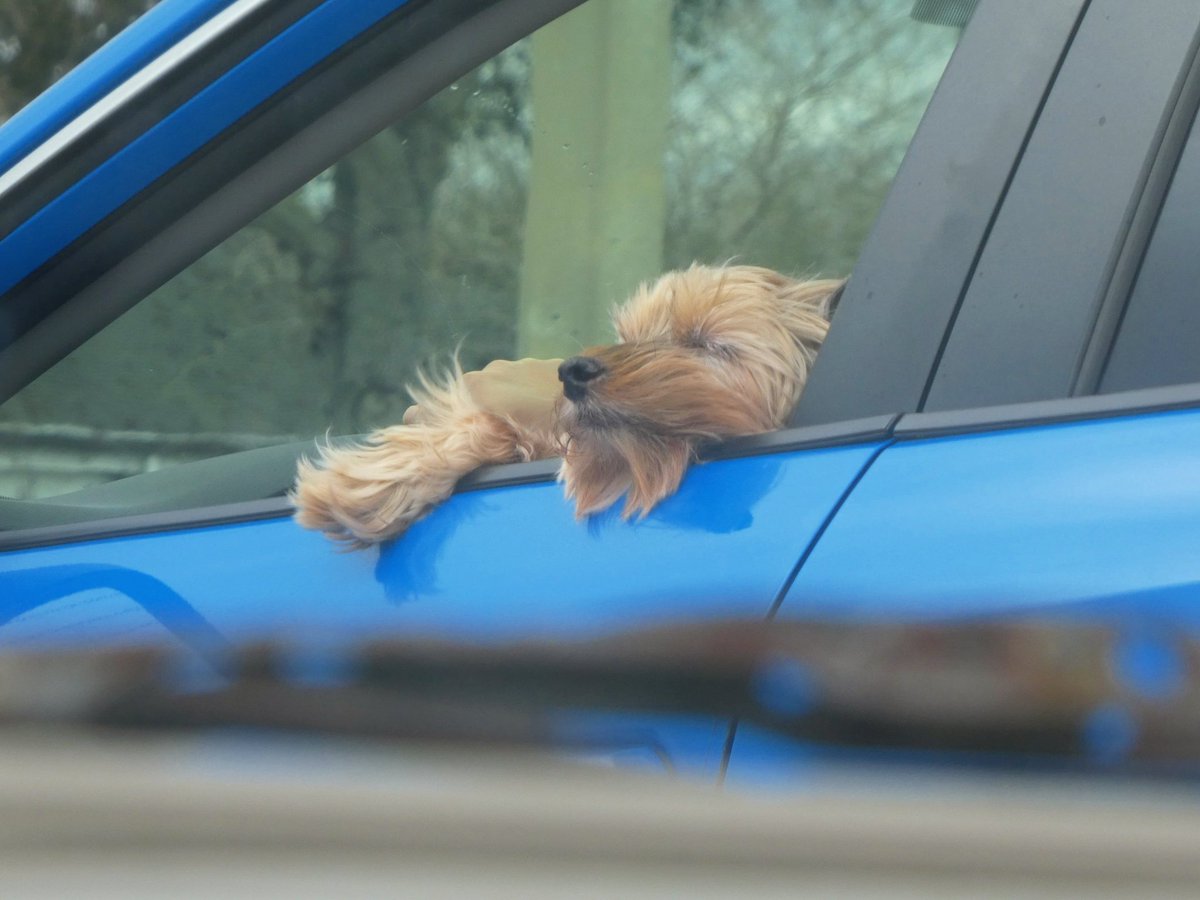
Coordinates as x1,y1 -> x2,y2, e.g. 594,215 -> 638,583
620,434 -> 693,519
560,432 -> 693,521
559,438 -> 633,519
773,274 -> 845,321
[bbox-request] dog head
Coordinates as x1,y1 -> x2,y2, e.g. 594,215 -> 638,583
556,264 -> 841,519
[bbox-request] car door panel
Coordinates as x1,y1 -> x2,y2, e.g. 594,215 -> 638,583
0,440 -> 883,777
727,2 -> 1200,779
724,406 -> 1200,779
779,408 -> 1200,624
0,442 -> 883,645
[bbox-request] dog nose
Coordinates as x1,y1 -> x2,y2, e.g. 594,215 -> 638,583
558,356 -> 606,400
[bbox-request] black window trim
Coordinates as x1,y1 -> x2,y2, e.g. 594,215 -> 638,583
895,380 -> 1200,442
0,414 -> 901,552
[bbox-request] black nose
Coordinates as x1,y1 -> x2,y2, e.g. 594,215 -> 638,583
558,356 -> 606,401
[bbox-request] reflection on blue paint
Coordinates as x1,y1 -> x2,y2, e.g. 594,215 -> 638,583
0,563 -> 229,661
750,408 -> 1200,777
751,657 -> 819,719
278,641 -> 356,688
1111,629 -> 1186,700
1081,704 -> 1138,765
163,649 -> 231,695
0,446 -> 876,648
650,454 -> 783,534
366,446 -> 876,640
785,409 -> 1200,628
721,723 -> 820,789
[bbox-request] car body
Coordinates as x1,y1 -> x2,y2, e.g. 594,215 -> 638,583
2,0 -> 1200,781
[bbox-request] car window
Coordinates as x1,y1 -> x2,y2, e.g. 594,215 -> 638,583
0,0 -> 963,504
1099,106 -> 1200,395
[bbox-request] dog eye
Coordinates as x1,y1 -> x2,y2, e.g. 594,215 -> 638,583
709,342 -> 739,360
686,334 -> 737,359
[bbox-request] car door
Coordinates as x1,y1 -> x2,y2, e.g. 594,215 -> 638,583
731,0 -> 1200,779
0,0 -> 1065,775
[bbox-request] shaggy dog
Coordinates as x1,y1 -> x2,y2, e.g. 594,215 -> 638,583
292,264 -> 840,547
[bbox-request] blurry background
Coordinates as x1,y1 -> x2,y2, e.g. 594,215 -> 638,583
0,0 -> 959,497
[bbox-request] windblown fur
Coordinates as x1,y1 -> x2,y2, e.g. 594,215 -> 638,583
292,264 -> 840,547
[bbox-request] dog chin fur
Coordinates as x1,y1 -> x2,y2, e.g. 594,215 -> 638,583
292,263 -> 840,547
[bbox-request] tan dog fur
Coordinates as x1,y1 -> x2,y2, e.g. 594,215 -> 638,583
292,264 -> 840,547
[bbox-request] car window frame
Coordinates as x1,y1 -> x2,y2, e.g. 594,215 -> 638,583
916,0 -> 1200,422
792,0 -> 1091,427
0,0 -> 330,246
1087,37 -> 1200,396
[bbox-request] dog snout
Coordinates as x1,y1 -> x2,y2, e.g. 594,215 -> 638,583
558,356 -> 606,401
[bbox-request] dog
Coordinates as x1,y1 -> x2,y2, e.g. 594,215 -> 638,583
292,264 -> 840,547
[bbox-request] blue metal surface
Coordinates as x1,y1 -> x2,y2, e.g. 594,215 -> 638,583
722,407 -> 1200,780
0,0 -> 413,296
777,407 -> 1200,626
0,444 -> 879,778
0,0 -> 238,178
0,444 -> 879,649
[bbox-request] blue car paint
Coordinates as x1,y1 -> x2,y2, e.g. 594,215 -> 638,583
4,0 -> 1198,783
777,407 -> 1200,625
715,410 -> 1200,782
0,444 -> 880,647
0,0 -> 239,177
0,444 -> 880,776
719,407 -> 1200,778
0,0 -> 413,297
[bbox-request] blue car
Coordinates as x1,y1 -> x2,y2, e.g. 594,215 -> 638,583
2,0 -> 1200,780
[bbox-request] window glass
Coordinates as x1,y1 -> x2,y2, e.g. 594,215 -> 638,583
0,0 -> 963,501
1100,111 -> 1200,395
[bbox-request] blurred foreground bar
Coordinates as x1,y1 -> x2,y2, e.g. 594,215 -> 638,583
0,618 -> 1198,765
0,733 -> 1198,897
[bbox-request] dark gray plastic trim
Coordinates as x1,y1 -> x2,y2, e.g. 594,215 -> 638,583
894,381 -> 1200,441
0,498 -> 294,553
792,0 -> 1088,426
1074,24 -> 1200,395
923,0 -> 1200,410
0,415 -> 899,551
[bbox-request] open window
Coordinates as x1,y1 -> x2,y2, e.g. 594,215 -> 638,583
0,0 -> 968,533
